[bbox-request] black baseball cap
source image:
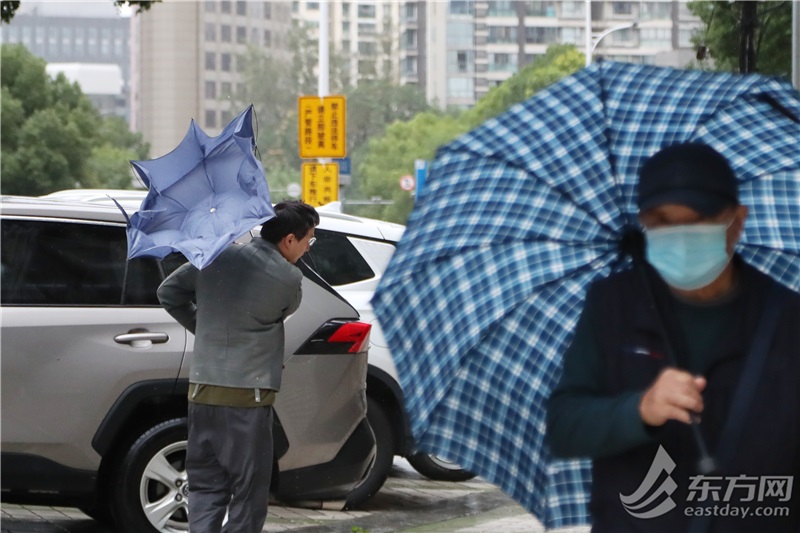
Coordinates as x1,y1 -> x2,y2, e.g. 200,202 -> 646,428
637,142 -> 739,216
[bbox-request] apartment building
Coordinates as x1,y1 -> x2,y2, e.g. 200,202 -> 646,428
415,0 -> 702,109
131,0 -> 292,157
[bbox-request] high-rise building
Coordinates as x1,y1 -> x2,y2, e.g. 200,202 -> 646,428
131,0 -> 292,157
412,0 -> 703,109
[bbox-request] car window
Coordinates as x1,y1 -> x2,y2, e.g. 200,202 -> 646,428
1,218 -> 162,306
304,229 -> 375,286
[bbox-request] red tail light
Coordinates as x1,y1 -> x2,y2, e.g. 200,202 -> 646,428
294,320 -> 372,355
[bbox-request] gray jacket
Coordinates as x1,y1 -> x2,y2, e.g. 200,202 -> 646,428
157,238 -> 303,391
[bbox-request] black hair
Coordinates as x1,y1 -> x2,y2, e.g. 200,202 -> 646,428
260,200 -> 320,244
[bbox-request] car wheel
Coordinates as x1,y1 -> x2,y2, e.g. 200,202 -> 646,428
112,418 -> 189,533
407,453 -> 477,482
345,397 -> 394,508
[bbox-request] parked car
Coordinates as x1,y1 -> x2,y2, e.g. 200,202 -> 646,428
300,203 -> 477,506
37,190 -> 475,504
0,195 -> 375,533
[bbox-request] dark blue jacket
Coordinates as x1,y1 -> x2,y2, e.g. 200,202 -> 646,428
550,259 -> 800,532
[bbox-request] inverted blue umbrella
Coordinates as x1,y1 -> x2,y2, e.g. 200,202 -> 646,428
372,62 -> 800,528
125,105 -> 274,270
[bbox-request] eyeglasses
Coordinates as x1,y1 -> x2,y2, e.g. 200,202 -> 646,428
308,237 -> 316,247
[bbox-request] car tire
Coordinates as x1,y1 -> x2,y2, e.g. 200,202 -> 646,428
407,453 -> 477,482
111,418 -> 190,533
345,397 -> 394,508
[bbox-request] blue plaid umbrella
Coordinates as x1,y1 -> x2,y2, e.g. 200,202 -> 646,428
372,62 -> 800,528
125,105 -> 274,270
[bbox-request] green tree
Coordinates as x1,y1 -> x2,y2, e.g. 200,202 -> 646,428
463,44 -> 584,128
1,44 -> 149,195
351,112 -> 468,223
352,44 -> 584,223
688,1 -> 792,77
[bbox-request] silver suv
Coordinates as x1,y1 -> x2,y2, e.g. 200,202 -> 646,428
0,195 -> 375,533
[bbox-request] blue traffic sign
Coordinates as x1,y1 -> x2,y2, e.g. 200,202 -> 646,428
415,159 -> 427,197
333,157 -> 351,175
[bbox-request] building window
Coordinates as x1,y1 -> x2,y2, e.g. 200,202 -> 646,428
447,77 -> 474,98
342,21 -> 350,32
527,1 -> 556,17
221,1 -> 232,13
205,110 -> 217,128
263,2 -> 271,18
205,52 -> 216,69
679,27 -> 698,48
205,81 -> 217,99
612,2 -> 633,16
237,26 -> 247,44
561,27 -> 583,44
342,3 -> 350,17
490,52 -> 515,71
560,1 -> 583,18
449,0 -> 474,15
487,26 -> 516,44
457,51 -> 468,72
221,81 -> 232,96
205,1 -> 215,12
357,4 -> 376,18
341,39 -> 351,51
640,27 -> 672,48
205,23 -> 216,41
487,1 -> 514,17
221,53 -> 232,71
236,1 -> 246,15
263,29 -> 272,46
221,110 -> 233,125
403,29 -> 417,49
221,25 -> 232,42
610,27 -> 635,45
358,41 -> 376,55
525,27 -> 558,44
358,23 -> 375,35
403,56 -> 417,76
641,1 -> 672,20
307,2 -> 320,9
448,22 -> 474,47
404,3 -> 417,20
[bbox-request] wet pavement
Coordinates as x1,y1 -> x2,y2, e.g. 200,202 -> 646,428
1,459 -> 590,532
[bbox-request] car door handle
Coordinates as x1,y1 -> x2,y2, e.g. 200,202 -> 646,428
114,331 -> 170,348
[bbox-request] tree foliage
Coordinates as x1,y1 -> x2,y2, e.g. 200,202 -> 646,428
351,44 -> 584,223
1,44 -> 149,195
688,1 -> 793,77
234,23 -> 432,204
464,44 -> 585,128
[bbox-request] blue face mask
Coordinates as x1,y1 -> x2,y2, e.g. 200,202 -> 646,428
645,223 -> 732,291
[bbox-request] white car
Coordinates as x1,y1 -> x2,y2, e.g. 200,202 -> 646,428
39,190 -> 474,505
306,203 -> 476,505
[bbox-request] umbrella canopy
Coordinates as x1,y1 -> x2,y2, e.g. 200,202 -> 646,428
127,105 -> 274,270
372,61 -> 800,528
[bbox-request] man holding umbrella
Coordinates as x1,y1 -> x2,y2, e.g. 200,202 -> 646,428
547,142 -> 800,532
157,200 -> 319,533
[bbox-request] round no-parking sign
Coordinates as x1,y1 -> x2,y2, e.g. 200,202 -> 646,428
400,175 -> 416,191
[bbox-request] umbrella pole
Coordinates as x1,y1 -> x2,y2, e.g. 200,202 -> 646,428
621,228 -> 718,474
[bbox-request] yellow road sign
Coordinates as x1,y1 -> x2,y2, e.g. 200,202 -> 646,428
301,163 -> 339,207
298,95 -> 347,159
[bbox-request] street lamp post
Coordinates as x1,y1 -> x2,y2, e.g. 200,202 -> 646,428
585,17 -> 639,66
